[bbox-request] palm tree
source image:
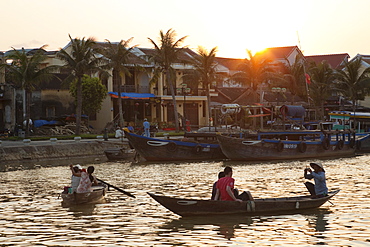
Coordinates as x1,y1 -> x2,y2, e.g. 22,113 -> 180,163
185,46 -> 220,126
280,55 -> 306,104
100,38 -> 136,128
233,50 -> 276,129
308,61 -> 335,119
148,29 -> 187,132
57,35 -> 103,135
336,57 -> 370,113
1,47 -> 56,137
233,50 -> 275,103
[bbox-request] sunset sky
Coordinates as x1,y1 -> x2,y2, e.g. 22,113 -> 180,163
2,0 -> 370,59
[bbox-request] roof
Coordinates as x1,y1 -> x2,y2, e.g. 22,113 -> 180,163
214,57 -> 244,71
353,54 -> 370,66
95,42 -> 148,65
211,87 -> 256,105
137,47 -> 198,63
305,53 -> 350,69
257,46 -> 300,61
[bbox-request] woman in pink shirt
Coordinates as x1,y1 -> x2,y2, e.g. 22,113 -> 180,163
77,166 -> 98,193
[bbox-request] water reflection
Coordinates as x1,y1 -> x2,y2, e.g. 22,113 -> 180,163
163,215 -> 253,240
303,208 -> 331,232
67,204 -> 96,217
0,156 -> 370,246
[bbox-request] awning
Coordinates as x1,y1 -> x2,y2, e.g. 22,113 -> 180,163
109,92 -> 155,99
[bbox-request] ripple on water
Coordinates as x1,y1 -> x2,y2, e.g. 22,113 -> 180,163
0,157 -> 370,245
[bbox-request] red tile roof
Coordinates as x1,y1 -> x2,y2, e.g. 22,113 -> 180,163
305,53 -> 350,69
214,57 -> 244,71
257,46 -> 300,61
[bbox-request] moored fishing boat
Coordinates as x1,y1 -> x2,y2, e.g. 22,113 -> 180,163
148,190 -> 339,216
125,131 -> 227,161
218,130 -> 356,161
61,184 -> 108,207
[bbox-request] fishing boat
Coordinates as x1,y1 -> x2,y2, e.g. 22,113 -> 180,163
217,130 -> 356,161
104,147 -> 135,161
125,131 -> 227,161
148,190 -> 340,217
61,184 -> 108,207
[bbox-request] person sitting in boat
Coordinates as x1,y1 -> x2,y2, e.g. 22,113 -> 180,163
304,162 -> 328,198
69,164 -> 82,193
211,171 -> 225,200
77,166 -> 98,193
214,166 -> 250,202
115,126 -> 124,138
127,123 -> 134,133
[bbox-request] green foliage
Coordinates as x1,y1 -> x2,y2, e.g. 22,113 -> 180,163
0,47 -> 57,137
70,75 -> 108,116
147,29 -> 188,132
57,35 -> 104,135
232,50 -> 277,105
336,57 -> 370,105
99,38 -> 136,127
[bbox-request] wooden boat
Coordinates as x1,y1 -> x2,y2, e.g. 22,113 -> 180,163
148,190 -> 340,217
125,131 -> 227,161
104,147 -> 135,161
61,184 -> 107,207
217,130 -> 356,161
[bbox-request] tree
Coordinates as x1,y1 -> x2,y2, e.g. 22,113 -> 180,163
308,61 -> 335,119
57,35 -> 103,135
0,47 -> 56,137
184,46 -> 220,126
70,75 -> 108,118
336,57 -> 370,113
100,38 -> 136,128
148,29 -> 187,132
280,55 -> 307,104
233,50 -> 275,103
233,50 -> 276,129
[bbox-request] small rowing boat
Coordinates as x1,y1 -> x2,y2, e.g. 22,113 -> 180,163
61,184 -> 108,207
148,190 -> 340,216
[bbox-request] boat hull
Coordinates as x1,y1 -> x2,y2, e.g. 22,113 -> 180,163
104,148 -> 135,161
218,134 -> 355,161
148,190 -> 339,216
125,132 -> 227,161
61,185 -> 107,207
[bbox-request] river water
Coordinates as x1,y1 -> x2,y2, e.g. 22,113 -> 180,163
1,154 -> 370,246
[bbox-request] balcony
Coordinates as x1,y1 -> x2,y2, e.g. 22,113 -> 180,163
120,85 -> 150,94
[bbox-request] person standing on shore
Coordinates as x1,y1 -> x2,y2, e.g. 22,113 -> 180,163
143,118 -> 150,137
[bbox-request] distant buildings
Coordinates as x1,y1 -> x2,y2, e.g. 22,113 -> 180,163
0,42 -> 361,134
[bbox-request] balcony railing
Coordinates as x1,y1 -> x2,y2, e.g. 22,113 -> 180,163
120,85 -> 150,94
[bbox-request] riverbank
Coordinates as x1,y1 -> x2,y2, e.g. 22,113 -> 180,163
0,139 -> 129,172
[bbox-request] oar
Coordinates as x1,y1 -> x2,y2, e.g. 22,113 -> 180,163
97,178 -> 136,198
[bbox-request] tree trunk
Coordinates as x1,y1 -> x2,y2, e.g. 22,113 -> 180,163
118,74 -> 124,127
25,89 -> 31,138
75,77 -> 82,136
206,82 -> 211,127
167,70 -> 179,132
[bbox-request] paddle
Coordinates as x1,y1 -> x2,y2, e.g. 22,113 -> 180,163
97,178 -> 136,198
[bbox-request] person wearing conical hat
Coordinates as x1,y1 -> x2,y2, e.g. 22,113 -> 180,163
304,162 -> 328,198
